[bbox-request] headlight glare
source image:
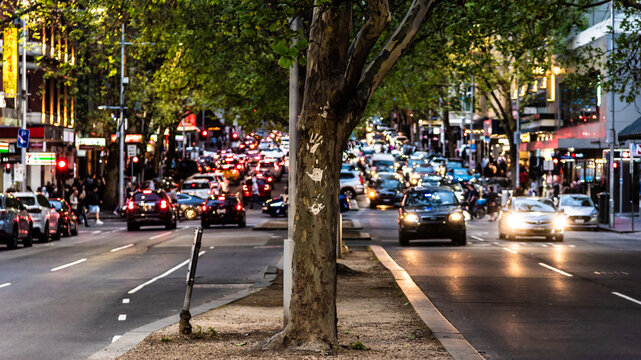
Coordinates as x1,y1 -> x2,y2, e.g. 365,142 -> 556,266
553,216 -> 567,229
403,213 -> 419,223
368,191 -> 377,199
449,212 -> 463,222
507,214 -> 526,229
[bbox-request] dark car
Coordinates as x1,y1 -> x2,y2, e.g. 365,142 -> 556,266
201,195 -> 246,228
0,194 -> 33,249
263,196 -> 288,217
48,198 -> 78,237
397,187 -> 466,246
176,193 -> 206,220
126,190 -> 178,231
368,178 -> 405,208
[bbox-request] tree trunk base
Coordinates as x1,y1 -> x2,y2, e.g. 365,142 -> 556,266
255,329 -> 335,354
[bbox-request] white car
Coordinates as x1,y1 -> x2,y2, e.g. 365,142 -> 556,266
340,171 -> 364,198
181,179 -> 214,199
557,194 -> 598,230
189,173 -> 229,194
14,192 -> 60,242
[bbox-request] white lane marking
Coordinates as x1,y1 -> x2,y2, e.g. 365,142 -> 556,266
110,229 -> 121,233
112,335 -> 122,343
540,244 -> 548,247
493,242 -> 500,245
503,247 -> 518,254
122,298 -> 130,304
612,292 -> 641,306
471,235 -> 485,241
118,314 -> 127,321
569,245 -> 576,248
91,230 -> 102,234
209,246 -> 215,249
0,282 -> 11,289
51,258 -> 87,272
127,251 -> 206,294
552,244 -> 563,248
538,262 -> 573,277
546,243 -> 554,246
110,244 -> 134,253
149,232 -> 171,240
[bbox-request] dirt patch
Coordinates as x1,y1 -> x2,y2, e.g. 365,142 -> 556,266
118,247 -> 452,359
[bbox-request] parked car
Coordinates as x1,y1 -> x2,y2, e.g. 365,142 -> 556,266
126,190 -> 178,231
340,171 -> 364,198
14,192 -> 59,242
397,187 -> 466,246
0,194 -> 33,249
498,197 -> 565,241
557,194 -> 598,230
368,178 -> 405,209
48,198 -> 78,237
201,194 -> 246,228
176,193 -> 206,220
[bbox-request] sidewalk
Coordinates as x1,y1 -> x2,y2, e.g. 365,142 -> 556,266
116,248 -> 455,359
599,213 -> 641,233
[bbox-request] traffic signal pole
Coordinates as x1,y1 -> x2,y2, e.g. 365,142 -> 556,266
20,16 -> 27,192
119,24 -> 126,212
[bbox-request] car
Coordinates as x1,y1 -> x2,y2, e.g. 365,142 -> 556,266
340,171 -> 364,198
176,193 -> 206,220
397,187 -> 466,246
218,161 -> 242,184
408,166 -> 436,186
368,177 -> 405,208
449,168 -> 475,183
201,194 -> 246,228
263,196 -> 288,217
189,172 -> 229,194
182,179 -> 215,198
126,190 -> 178,231
498,197 -> 566,241
0,194 -> 33,249
256,159 -> 283,181
14,192 -> 60,242
557,194 -> 598,230
48,198 -> 78,237
241,177 -> 272,204
421,175 -> 443,187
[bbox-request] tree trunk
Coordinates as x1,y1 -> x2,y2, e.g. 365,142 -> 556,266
443,109 -> 456,157
103,142 -> 119,209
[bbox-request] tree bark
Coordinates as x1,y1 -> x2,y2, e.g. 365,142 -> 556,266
443,109 -> 456,157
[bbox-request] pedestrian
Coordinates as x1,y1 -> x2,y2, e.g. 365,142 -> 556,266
78,187 -> 89,226
487,185 -> 499,222
251,175 -> 259,209
86,186 -> 103,225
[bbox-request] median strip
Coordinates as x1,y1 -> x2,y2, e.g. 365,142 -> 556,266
538,262 -> 573,277
111,244 -> 134,253
612,292 -> 641,306
51,258 -> 87,272
127,251 -> 206,294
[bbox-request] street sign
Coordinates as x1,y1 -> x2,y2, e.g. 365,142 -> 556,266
17,129 -> 29,149
543,160 -> 553,171
26,152 -> 56,165
127,144 -> 137,157
0,142 -> 8,153
631,144 -> 641,157
14,164 -> 25,181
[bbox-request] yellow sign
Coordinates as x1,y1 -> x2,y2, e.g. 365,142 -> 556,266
3,27 -> 18,98
520,132 -> 531,143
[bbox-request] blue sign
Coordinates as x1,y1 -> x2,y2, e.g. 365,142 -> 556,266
17,129 -> 30,149
470,144 -> 477,151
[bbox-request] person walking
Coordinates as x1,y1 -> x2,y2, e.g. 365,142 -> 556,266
78,187 -> 89,226
86,186 -> 103,225
250,175 -> 259,209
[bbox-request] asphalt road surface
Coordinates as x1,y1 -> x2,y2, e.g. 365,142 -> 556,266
346,195 -> 641,360
0,212 -> 283,360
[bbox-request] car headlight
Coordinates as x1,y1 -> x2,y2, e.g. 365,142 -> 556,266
270,201 -> 283,207
448,212 -> 463,222
553,216 -> 567,229
403,213 -> 420,224
507,214 -> 526,229
590,209 -> 598,217
368,191 -> 377,199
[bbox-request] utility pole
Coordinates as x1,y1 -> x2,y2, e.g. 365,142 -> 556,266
515,85 -> 521,190
469,77 -> 474,169
119,24 -> 126,211
608,0 -> 616,228
284,17 -> 300,325
20,16 -> 27,192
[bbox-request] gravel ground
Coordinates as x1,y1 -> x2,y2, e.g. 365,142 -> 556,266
118,247 -> 453,359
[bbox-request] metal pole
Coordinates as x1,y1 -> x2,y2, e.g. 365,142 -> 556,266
620,154 -> 623,214
118,24 -> 126,211
515,86 -> 521,190
20,17 -> 27,192
609,0 -> 616,228
179,227 -> 203,335
428,121 -> 432,152
284,17 -> 300,325
469,76 -> 474,169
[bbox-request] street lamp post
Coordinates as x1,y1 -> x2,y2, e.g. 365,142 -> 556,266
515,85 -> 521,190
119,24 -> 126,212
608,0 -> 616,228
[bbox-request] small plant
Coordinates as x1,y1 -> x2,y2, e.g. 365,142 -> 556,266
348,335 -> 368,350
191,326 -> 205,339
235,342 -> 248,346
208,327 -> 220,339
160,336 -> 172,343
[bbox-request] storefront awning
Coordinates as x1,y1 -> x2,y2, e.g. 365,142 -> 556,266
619,116 -> 641,141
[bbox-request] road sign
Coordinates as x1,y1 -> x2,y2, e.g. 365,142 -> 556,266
17,129 -> 29,148
26,152 -> 56,165
543,160 -> 553,171
631,144 -> 641,157
14,164 -> 25,182
0,142 -> 8,153
127,144 -> 137,157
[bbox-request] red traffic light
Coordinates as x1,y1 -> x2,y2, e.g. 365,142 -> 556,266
552,158 -> 559,165
132,156 -> 139,163
57,159 -> 67,169
613,162 -> 618,169
232,132 -> 239,140
201,130 -> 208,137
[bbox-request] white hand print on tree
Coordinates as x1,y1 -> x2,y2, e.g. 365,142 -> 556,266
306,168 -> 324,183
306,133 -> 323,154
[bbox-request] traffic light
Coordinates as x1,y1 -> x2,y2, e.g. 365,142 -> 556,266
231,132 -> 239,140
56,158 -> 69,179
132,156 -> 139,164
200,130 -> 208,140
4,163 -> 11,174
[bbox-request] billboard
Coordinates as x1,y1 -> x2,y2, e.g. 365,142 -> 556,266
3,27 -> 18,98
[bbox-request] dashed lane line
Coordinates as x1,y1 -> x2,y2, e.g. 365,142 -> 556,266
471,235 -> 485,241
91,230 -> 102,235
127,251 -> 206,294
612,292 -> 641,306
51,258 -> 87,272
149,232 -> 172,240
503,247 -> 518,254
118,314 -> 127,321
538,262 -> 573,277
0,282 -> 11,289
110,244 -> 134,253
122,298 -> 130,304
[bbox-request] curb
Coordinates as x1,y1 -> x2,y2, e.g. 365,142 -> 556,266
369,245 -> 484,360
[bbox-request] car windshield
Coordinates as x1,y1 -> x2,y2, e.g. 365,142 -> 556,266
448,162 -> 463,169
560,195 -> 594,207
49,200 -> 63,210
134,193 -> 161,201
405,190 -> 457,206
513,198 -> 556,212
17,197 -> 36,206
183,182 -> 209,189
373,160 -> 394,167
414,167 -> 434,174
374,179 -> 403,189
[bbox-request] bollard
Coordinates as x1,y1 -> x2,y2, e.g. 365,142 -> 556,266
179,227 -> 203,335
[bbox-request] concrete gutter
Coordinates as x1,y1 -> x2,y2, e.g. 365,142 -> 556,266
370,245 -> 484,360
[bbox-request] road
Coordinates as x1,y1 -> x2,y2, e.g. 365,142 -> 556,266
346,195 -> 641,360
0,212 -> 282,360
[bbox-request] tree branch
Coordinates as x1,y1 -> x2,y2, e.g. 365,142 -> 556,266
560,0 -> 610,9
619,0 -> 641,10
344,0 -> 391,89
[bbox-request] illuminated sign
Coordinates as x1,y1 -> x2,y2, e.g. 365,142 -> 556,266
26,152 -> 56,165
520,133 -> 531,143
77,138 -> 106,147
110,134 -> 143,143
3,27 -> 18,98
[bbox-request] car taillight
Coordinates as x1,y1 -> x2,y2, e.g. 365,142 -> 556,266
264,184 -> 270,190
267,177 -> 273,182
274,164 -> 279,170
235,204 -> 242,211
127,201 -> 135,210
242,185 -> 248,191
202,204 -> 207,212
160,200 -> 168,210
236,164 -> 242,170
359,174 -> 364,184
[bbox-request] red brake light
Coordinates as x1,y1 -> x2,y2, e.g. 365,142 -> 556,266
127,201 -> 134,210
267,177 -> 273,182
274,164 -> 279,170
264,184 -> 270,190
235,204 -> 242,211
202,204 -> 207,212
160,200 -> 168,209
359,174 -> 364,184
242,185 -> 248,191
218,196 -> 225,201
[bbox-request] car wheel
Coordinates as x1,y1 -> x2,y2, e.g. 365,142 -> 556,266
127,223 -> 139,231
498,231 -> 506,239
40,224 -> 50,243
508,232 -> 516,242
184,207 -> 197,220
452,231 -> 467,246
23,225 -> 33,247
555,234 -> 564,242
71,222 -> 78,236
7,225 -> 18,249
238,218 -> 246,228
165,221 -> 172,230
398,230 -> 409,246
341,188 -> 356,199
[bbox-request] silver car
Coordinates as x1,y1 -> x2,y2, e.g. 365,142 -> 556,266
498,197 -> 566,241
0,194 -> 33,249
557,194 -> 598,230
14,192 -> 60,242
